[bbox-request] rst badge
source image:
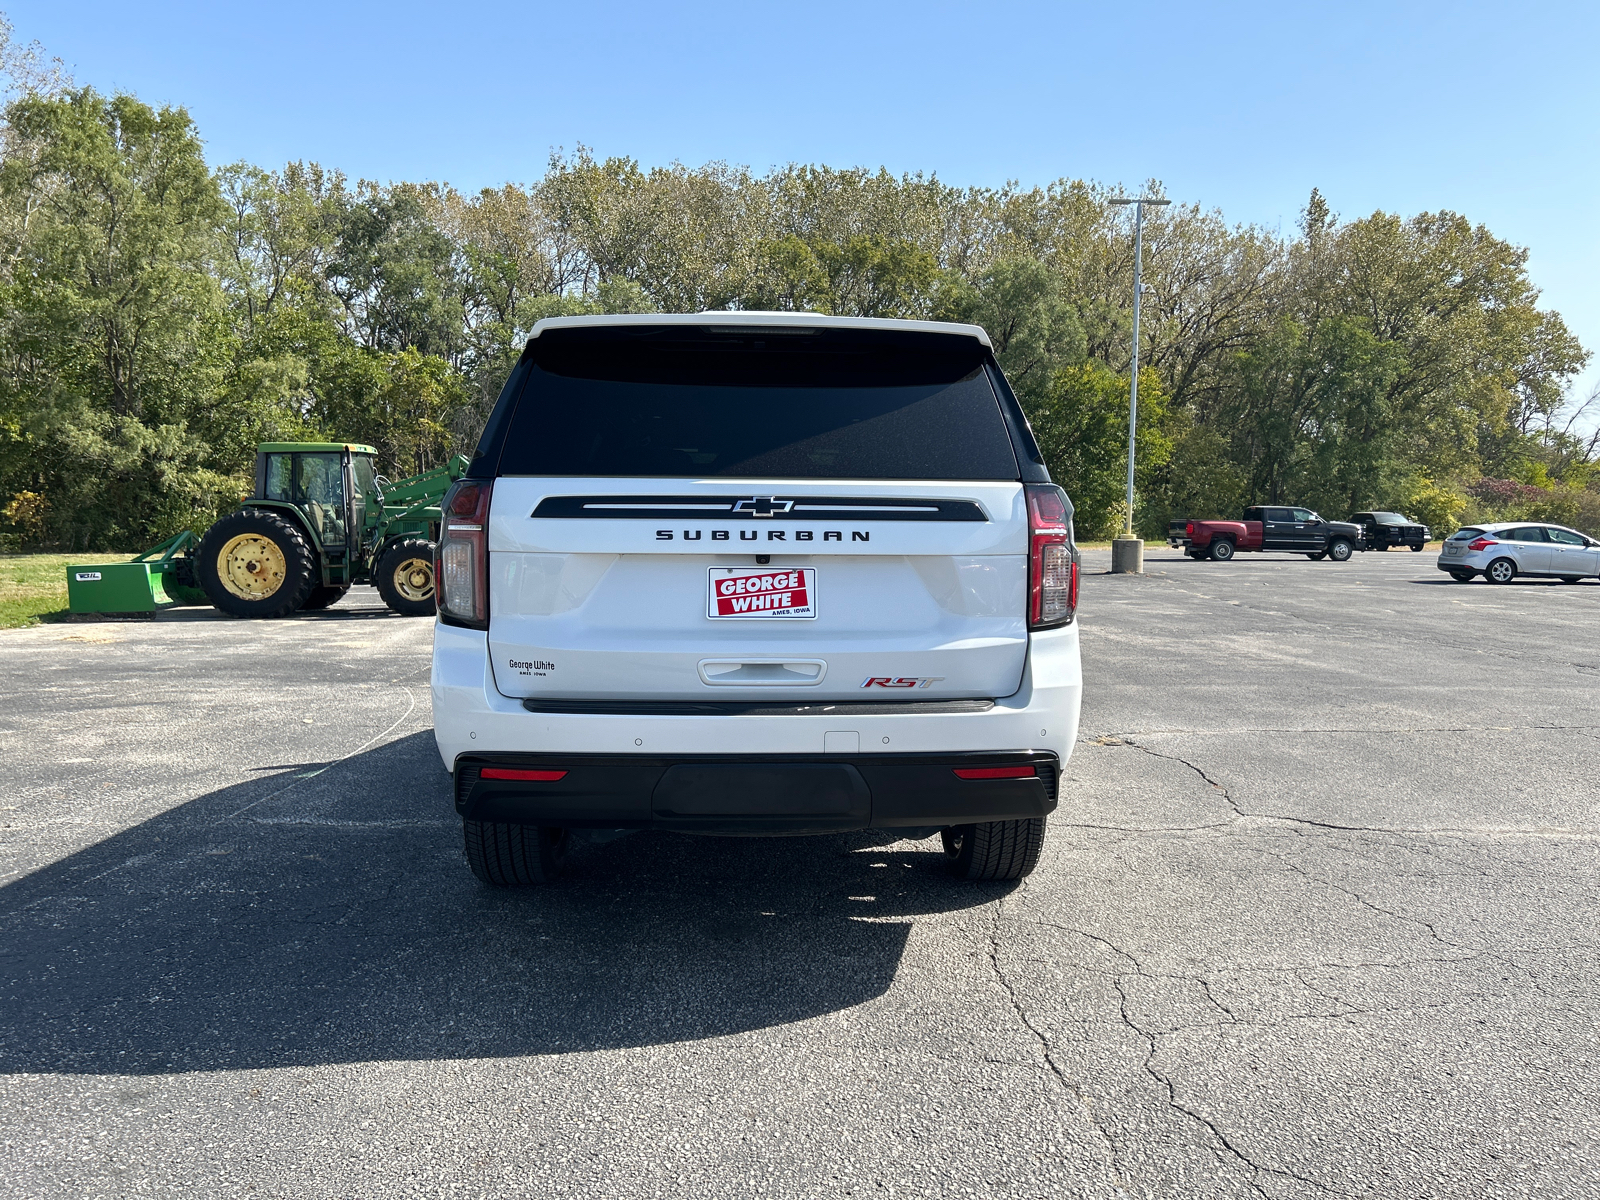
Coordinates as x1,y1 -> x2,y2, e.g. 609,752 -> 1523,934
708,567 -> 817,619
862,676 -> 945,689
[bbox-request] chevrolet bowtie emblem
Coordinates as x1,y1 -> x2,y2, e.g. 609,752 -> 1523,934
732,496 -> 794,517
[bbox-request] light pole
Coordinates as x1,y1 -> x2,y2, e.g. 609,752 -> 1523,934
1107,194 -> 1169,575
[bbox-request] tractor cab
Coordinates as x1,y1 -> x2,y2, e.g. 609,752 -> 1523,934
254,443 -> 382,567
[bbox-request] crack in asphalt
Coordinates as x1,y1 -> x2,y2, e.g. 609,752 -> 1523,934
1092,737 -> 1493,962
1099,736 -> 1559,840
1113,738 -> 1251,822
1246,844 -> 1463,949
1023,920 -> 1347,1196
984,898 -> 1129,1197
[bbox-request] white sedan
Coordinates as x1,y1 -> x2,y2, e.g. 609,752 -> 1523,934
1437,521 -> 1600,583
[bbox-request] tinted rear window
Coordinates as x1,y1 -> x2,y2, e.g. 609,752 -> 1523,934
493,326 -> 1020,480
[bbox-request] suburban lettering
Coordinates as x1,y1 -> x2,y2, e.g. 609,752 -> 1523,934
653,527 -> 869,543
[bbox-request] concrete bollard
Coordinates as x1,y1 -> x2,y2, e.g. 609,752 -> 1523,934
1111,537 -> 1144,575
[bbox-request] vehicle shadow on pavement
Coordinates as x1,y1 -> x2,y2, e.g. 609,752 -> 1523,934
0,732 -> 1006,1075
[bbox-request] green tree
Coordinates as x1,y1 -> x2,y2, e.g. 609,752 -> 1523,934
0,88 -> 234,547
935,257 -> 1086,401
1026,364 -> 1171,538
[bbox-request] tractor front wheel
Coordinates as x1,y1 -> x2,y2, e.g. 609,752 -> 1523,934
198,509 -> 317,618
376,539 -> 437,617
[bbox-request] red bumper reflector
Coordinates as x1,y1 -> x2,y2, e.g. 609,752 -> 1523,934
952,766 -> 1037,780
481,768 -> 568,782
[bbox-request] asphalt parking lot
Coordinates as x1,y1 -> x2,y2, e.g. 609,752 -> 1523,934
2,548 -> 1597,1199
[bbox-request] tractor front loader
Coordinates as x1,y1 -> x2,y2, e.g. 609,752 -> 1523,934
67,443 -> 468,620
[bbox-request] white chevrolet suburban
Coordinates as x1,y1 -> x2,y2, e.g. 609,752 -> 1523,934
431,313 -> 1082,885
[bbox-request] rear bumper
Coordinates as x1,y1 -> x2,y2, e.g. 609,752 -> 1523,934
431,621 -> 1081,766
453,750 -> 1059,834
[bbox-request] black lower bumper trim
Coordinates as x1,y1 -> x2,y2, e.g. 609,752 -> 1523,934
454,751 -> 1059,834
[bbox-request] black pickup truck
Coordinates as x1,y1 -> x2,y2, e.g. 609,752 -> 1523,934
1351,511 -> 1431,551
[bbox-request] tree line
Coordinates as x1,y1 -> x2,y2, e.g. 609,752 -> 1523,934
0,75 -> 1594,550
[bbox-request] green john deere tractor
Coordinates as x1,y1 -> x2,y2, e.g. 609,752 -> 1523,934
194,443 -> 467,618
67,442 -> 467,619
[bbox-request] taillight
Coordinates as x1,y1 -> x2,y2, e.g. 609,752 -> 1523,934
480,768 -> 567,782
953,765 -> 1037,780
1026,483 -> 1077,629
1185,522 -> 1194,536
437,478 -> 492,629
1467,537 -> 1496,551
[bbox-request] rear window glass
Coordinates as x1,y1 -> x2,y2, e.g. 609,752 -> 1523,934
1451,528 -> 1485,540
493,326 -> 1020,480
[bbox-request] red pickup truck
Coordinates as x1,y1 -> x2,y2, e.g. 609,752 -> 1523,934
1170,506 -> 1364,562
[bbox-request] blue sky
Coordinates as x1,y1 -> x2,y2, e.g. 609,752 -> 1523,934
10,0 -> 1599,414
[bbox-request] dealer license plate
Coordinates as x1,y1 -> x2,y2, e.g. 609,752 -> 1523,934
708,567 -> 817,619
1444,545 -> 1462,556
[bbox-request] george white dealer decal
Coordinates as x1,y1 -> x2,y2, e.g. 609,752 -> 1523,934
708,567 -> 817,619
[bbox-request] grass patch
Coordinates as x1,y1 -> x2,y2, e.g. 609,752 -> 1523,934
0,553 -> 138,630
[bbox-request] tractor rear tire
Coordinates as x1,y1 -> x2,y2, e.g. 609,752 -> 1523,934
198,509 -> 317,619
301,584 -> 349,611
375,539 -> 437,617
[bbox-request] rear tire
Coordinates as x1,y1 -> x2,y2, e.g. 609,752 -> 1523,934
301,584 -> 349,611
1487,557 -> 1517,584
1208,539 -> 1235,562
1410,544 -> 1424,552
1328,538 -> 1354,562
198,509 -> 317,619
942,818 -> 1045,881
1448,569 -> 1475,582
375,538 -> 437,617
464,820 -> 570,885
